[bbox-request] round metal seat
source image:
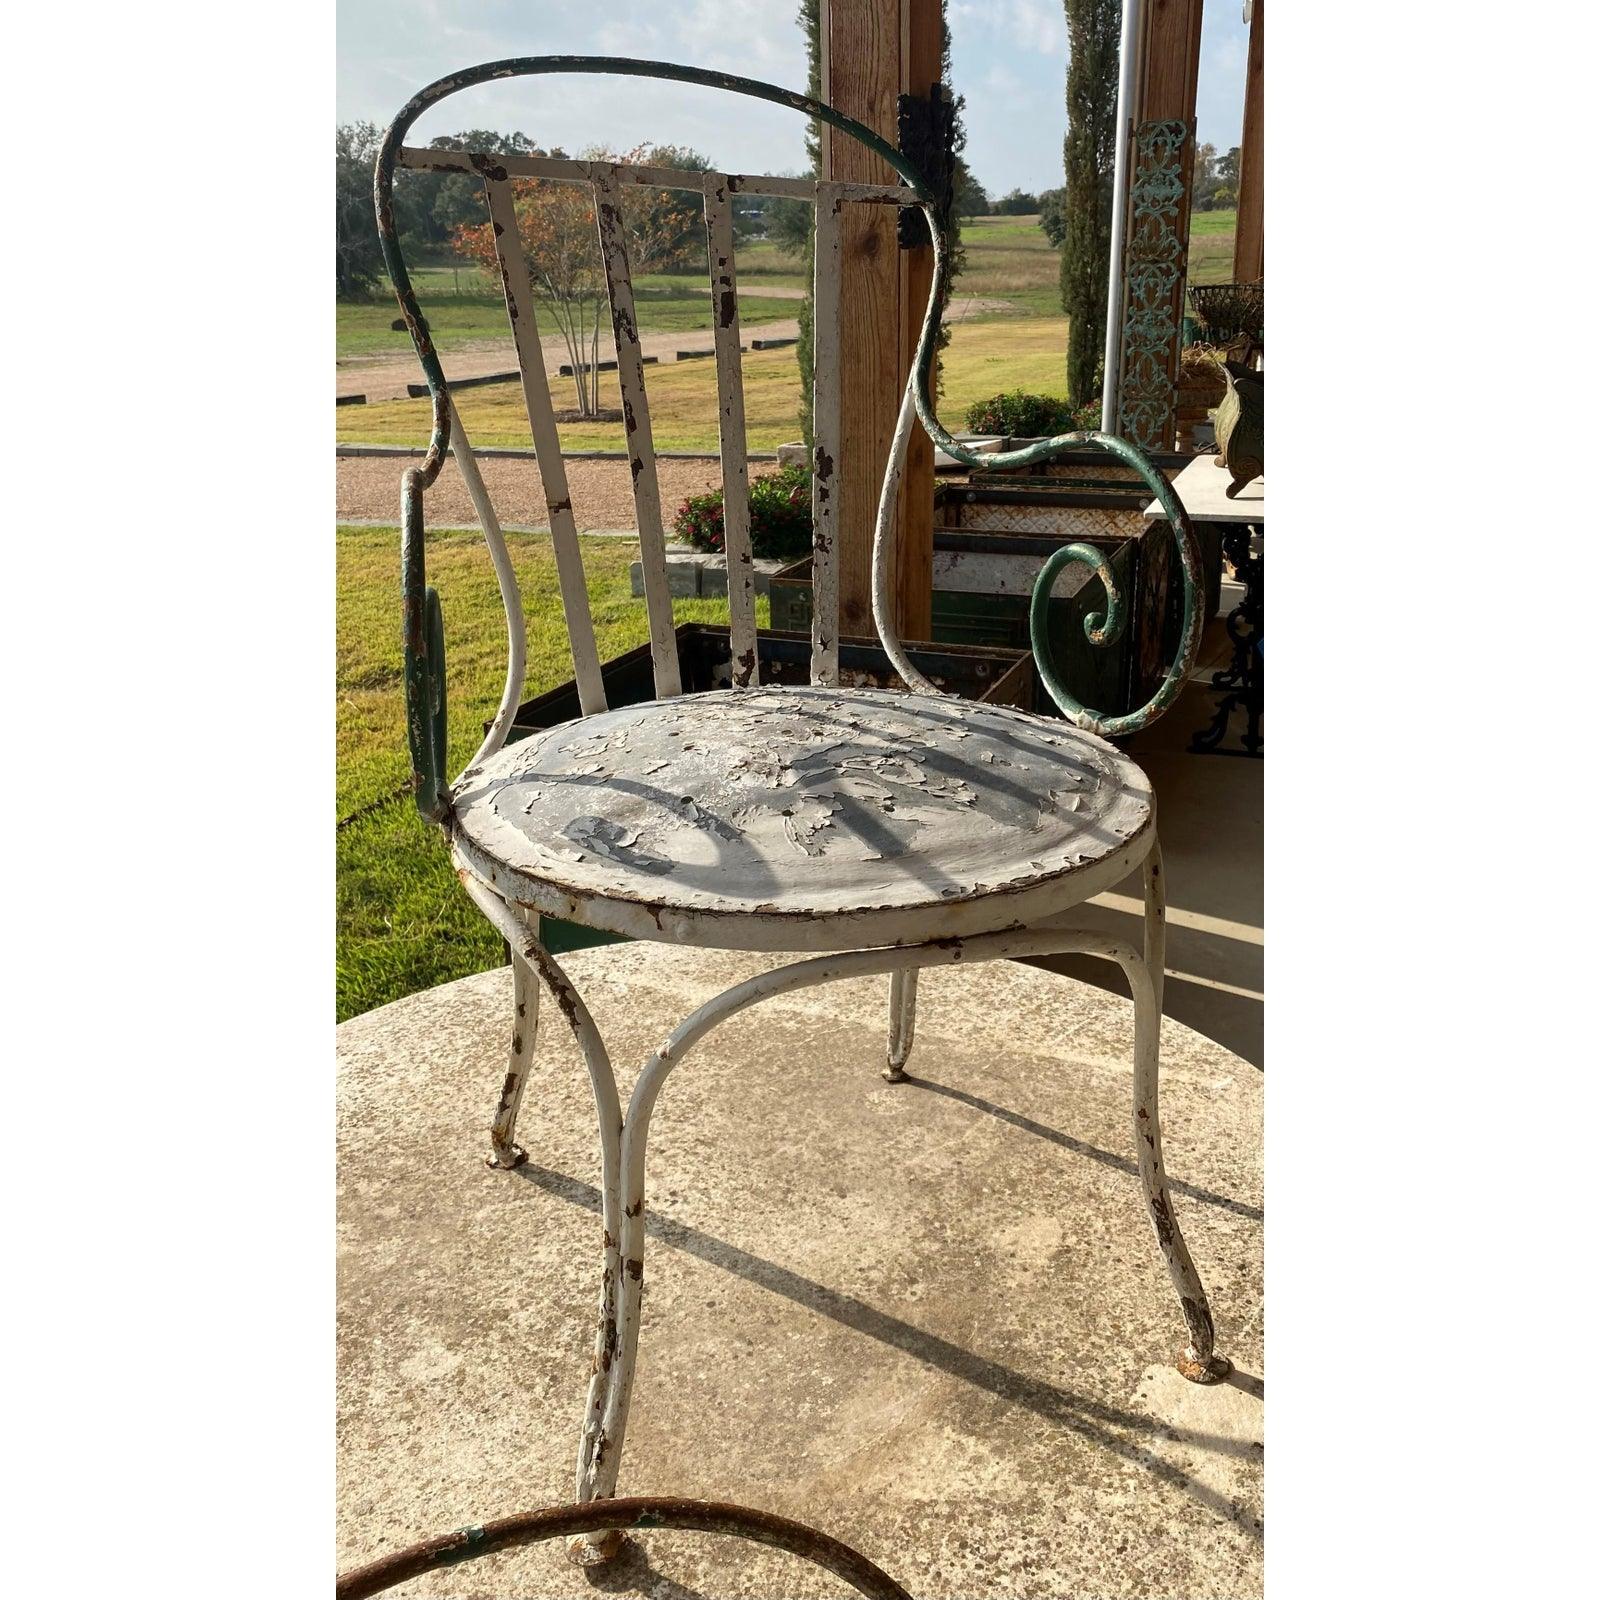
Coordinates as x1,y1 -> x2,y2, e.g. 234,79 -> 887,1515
449,686 -> 1154,951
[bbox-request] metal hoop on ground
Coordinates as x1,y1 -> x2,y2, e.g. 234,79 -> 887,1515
335,1495 -> 914,1600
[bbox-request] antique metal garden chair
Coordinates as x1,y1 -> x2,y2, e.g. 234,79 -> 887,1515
376,56 -> 1217,1569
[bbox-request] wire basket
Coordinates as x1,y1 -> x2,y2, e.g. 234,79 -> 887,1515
1187,282 -> 1264,352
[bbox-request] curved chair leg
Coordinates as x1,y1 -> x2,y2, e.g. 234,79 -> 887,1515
461,865 -> 1227,1568
883,968 -> 918,1082
1131,841 -> 1229,1384
454,877 -> 631,1567
488,939 -> 539,1169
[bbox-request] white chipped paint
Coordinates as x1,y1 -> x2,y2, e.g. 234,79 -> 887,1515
444,400 -> 526,769
703,177 -> 758,687
810,190 -> 843,687
397,147 -> 905,206
592,165 -> 681,698
451,686 -> 1152,932
464,880 -> 1226,1515
484,177 -> 607,716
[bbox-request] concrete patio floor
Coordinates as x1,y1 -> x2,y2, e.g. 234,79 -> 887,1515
337,920 -> 1263,1595
1041,666 -> 1263,1070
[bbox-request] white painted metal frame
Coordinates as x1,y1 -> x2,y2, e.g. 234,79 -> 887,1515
460,836 -> 1223,1562
391,139 -> 1228,1567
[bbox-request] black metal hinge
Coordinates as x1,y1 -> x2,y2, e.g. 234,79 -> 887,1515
897,82 -> 956,249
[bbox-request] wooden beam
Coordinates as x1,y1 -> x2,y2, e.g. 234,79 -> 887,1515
1233,0 -> 1264,283
823,0 -> 936,642
1116,0 -> 1205,452
895,0 -> 940,644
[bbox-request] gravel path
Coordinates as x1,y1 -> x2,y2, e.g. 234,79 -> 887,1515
337,454 -> 727,534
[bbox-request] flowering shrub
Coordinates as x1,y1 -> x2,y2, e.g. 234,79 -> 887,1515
963,390 -> 1099,437
673,464 -> 813,561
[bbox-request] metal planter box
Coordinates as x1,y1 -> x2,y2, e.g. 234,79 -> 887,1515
497,624 -> 1035,954
768,461 -> 1220,719
771,529 -> 1138,719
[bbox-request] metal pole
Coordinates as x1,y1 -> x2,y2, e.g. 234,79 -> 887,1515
1100,0 -> 1144,434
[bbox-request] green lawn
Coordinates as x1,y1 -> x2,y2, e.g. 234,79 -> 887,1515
956,214 -> 1065,318
1186,207 -> 1239,287
336,523 -> 768,1020
953,209 -> 1237,315
338,314 -> 1072,453
340,246 -> 808,360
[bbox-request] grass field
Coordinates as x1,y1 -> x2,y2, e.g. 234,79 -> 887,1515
339,242 -> 808,360
1185,208 -> 1240,287
337,523 -> 768,1019
342,216 -> 1233,362
338,314 -> 1073,453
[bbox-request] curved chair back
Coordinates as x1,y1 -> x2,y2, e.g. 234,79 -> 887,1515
375,58 -> 1202,819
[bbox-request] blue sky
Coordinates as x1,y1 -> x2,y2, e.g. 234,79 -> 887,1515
338,1 -> 1249,197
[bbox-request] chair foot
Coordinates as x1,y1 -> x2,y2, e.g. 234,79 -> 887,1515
485,1141 -> 527,1171
566,1528 -> 628,1568
885,969 -> 918,1084
1177,1350 -> 1233,1385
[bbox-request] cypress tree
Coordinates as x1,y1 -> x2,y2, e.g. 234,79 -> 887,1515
1059,0 -> 1121,407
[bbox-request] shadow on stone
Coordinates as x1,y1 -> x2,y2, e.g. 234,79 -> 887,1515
895,1073 -> 1263,1222
516,1162 -> 1263,1539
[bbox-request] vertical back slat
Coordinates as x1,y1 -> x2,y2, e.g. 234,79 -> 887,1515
444,398 -> 527,765
484,178 -> 607,715
809,187 -> 843,686
592,165 -> 682,698
703,176 -> 758,688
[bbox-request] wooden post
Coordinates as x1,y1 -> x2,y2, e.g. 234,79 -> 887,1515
1115,0 -> 1205,451
822,0 -> 936,642
1233,0 -> 1263,283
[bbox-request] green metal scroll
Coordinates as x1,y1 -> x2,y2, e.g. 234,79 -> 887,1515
376,56 -> 1202,818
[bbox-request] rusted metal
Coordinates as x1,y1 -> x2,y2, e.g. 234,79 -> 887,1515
335,1495 -> 914,1600
376,56 -> 1204,803
810,188 -> 843,687
372,58 -> 1230,1568
704,175 -> 758,687
592,164 -> 681,699
487,905 -> 539,1170
884,968 -> 919,1081
462,860 -> 1229,1556
449,685 -> 1154,950
483,176 -> 607,715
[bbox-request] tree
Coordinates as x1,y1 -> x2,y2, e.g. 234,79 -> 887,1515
764,191 -> 814,254
336,122 -> 385,300
1059,0 -> 1120,407
1037,186 -> 1067,246
952,156 -> 989,217
1216,146 -> 1240,189
994,188 -> 1040,215
388,130 -> 567,262
451,146 -> 708,416
1191,141 -> 1222,210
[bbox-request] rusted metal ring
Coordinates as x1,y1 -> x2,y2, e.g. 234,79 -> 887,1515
336,1495 -> 914,1600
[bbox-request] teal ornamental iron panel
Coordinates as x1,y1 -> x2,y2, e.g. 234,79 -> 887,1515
1116,119 -> 1190,452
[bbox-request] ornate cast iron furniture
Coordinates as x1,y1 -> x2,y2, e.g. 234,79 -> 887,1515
377,56 -> 1219,1569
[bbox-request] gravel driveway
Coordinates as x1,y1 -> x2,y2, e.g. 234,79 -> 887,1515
337,453 -> 727,534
